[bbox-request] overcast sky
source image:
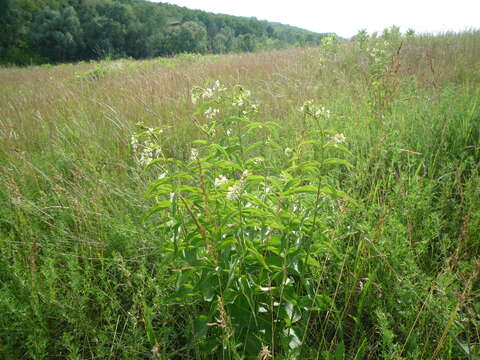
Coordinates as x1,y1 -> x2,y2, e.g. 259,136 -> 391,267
150,0 -> 479,38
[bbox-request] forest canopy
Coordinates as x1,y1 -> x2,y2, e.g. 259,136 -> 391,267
0,0 -> 331,65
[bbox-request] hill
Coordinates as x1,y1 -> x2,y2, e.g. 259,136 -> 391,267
0,0 -> 330,65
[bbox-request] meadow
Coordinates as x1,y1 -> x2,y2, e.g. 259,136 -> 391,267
0,29 -> 479,359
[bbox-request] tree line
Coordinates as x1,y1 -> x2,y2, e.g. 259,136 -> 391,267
0,0 -> 331,65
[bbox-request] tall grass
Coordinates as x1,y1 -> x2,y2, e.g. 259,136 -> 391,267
0,30 -> 479,359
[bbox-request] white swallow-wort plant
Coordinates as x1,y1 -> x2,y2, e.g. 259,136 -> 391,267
134,81 -> 353,358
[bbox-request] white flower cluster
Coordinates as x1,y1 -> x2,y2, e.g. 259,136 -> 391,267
284,147 -> 293,157
204,107 -> 220,120
232,87 -> 258,115
131,133 -> 162,167
298,100 -> 314,112
331,133 -> 346,144
191,80 -> 227,104
226,170 -> 249,201
190,148 -> 199,161
214,175 -> 228,187
314,106 -> 331,118
299,100 -> 331,119
130,135 -> 139,152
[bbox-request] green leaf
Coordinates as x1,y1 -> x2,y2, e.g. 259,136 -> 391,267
247,246 -> 270,271
283,185 -> 318,196
146,200 -> 171,217
193,315 -> 210,338
178,185 -> 202,195
335,342 -> 345,360
246,141 -> 266,153
323,158 -> 353,168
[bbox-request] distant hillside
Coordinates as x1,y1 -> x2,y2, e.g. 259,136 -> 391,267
0,0 -> 331,65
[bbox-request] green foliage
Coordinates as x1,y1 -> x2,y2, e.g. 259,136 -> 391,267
160,21 -> 208,55
0,0 -> 328,65
30,6 -> 83,62
132,82 -> 352,357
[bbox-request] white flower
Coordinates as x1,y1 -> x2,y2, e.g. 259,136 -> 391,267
226,184 -> 240,201
130,135 -> 139,151
226,171 -> 249,201
139,147 -> 154,166
299,100 -> 313,112
314,106 -> 331,118
232,97 -> 244,107
147,127 -> 154,135
213,80 -> 227,92
202,88 -> 214,99
204,107 -> 219,120
332,133 -> 346,144
226,128 -> 233,136
190,148 -> 199,161
284,147 -> 293,157
214,175 -> 228,187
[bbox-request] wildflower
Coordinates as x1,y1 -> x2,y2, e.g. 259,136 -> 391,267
226,128 -> 233,136
299,100 -> 313,112
284,147 -> 293,157
147,127 -> 154,135
232,97 -> 244,107
332,133 -> 346,144
202,87 -> 214,99
204,107 -> 219,120
139,147 -> 154,166
314,106 -> 331,118
214,175 -> 228,187
258,345 -> 272,359
252,157 -> 264,165
226,171 -> 249,201
226,181 -> 242,199
190,148 -> 199,161
130,135 -> 139,151
214,80 -> 227,92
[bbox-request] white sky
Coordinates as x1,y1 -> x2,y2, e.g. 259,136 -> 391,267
151,0 -> 479,38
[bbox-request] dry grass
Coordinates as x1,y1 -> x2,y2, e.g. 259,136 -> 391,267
0,30 -> 479,359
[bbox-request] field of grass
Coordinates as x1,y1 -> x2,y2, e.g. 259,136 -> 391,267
1,30 -> 479,359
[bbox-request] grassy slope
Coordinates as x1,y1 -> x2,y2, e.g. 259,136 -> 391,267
0,32 -> 479,359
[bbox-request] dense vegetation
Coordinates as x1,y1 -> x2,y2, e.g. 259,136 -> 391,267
0,0 -> 328,65
1,28 -> 479,359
